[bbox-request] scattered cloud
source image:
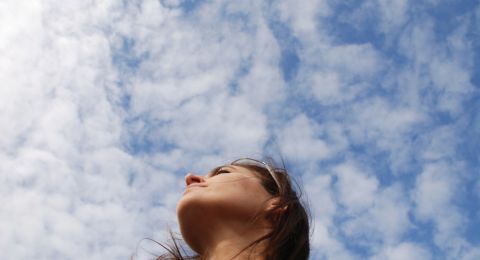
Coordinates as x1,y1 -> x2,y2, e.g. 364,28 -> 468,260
0,0 -> 478,259
372,242 -> 432,260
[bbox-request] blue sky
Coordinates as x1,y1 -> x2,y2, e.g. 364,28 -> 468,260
0,0 -> 479,259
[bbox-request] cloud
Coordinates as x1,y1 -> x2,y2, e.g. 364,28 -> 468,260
1,0 -> 479,259
296,42 -> 384,106
397,18 -> 475,116
334,163 -> 411,250
334,163 -> 379,214
372,242 -> 432,260
278,114 -> 333,162
413,162 -> 462,221
376,0 -> 409,32
271,0 -> 331,38
306,174 -> 357,260
411,161 -> 480,259
157,95 -> 269,156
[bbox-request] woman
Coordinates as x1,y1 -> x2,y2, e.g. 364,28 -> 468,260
157,158 -> 310,260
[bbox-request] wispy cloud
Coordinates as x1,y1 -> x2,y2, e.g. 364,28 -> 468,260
0,0 -> 479,259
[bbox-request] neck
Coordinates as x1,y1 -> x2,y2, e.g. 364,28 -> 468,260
199,220 -> 271,260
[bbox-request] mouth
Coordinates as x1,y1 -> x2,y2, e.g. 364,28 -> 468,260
186,183 -> 207,188
183,184 -> 207,194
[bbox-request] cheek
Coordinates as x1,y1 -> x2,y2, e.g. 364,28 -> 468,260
225,182 -> 272,213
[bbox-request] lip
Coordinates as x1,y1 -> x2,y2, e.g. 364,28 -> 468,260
183,183 -> 207,194
186,183 -> 207,188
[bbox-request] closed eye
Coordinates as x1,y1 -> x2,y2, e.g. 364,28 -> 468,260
214,168 -> 230,175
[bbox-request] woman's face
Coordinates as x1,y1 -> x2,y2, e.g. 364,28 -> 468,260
177,164 -> 274,220
176,164 -> 275,251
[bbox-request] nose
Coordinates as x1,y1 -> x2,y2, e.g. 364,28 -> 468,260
185,173 -> 205,186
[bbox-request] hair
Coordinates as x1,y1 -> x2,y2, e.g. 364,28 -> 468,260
139,158 -> 310,260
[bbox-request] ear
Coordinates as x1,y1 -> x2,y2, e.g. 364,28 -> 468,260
265,197 -> 288,213
265,198 -> 287,223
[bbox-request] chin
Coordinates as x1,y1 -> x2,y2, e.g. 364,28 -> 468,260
175,198 -> 190,222
176,193 -> 198,215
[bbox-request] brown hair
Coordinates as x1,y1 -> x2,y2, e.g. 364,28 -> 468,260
139,158 -> 310,260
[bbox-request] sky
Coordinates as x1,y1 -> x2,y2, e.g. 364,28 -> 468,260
0,0 -> 479,259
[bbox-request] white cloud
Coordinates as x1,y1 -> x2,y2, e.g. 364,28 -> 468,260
372,242 -> 432,260
305,174 -> 356,260
113,0 -> 282,159
279,114 -> 332,162
419,124 -> 459,161
297,42 -> 384,106
272,0 -> 331,39
0,1 -> 45,153
397,18 -> 475,116
311,71 -> 365,105
306,161 -> 413,257
306,174 -> 336,225
344,0 -> 409,34
348,97 -> 424,142
311,72 -> 342,101
411,161 -> 478,259
334,163 -> 379,213
462,247 -> 480,260
343,97 -> 424,173
413,162 -> 461,221
1,0 -> 478,259
0,1 -> 177,258
323,43 -> 383,79
377,0 -> 409,33
159,95 -> 268,156
333,162 -> 411,249
340,184 -> 412,248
